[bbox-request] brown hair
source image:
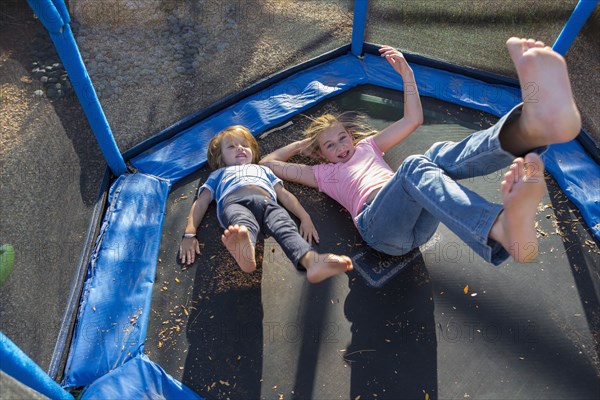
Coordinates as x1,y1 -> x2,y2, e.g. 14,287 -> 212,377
302,112 -> 378,157
207,125 -> 260,170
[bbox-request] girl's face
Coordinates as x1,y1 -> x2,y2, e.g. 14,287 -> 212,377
220,135 -> 253,166
316,123 -> 355,163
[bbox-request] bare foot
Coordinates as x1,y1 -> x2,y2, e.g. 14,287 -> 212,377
490,153 -> 546,263
502,37 -> 581,154
221,225 -> 256,272
300,251 -> 353,283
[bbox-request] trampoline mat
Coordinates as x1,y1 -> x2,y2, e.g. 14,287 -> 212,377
146,86 -> 600,399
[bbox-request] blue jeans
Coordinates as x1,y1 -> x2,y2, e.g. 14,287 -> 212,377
355,104 -> 541,265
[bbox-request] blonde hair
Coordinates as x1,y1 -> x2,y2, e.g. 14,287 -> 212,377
207,125 -> 260,170
303,112 -> 378,156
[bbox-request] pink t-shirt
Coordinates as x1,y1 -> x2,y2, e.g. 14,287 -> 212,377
312,136 -> 394,221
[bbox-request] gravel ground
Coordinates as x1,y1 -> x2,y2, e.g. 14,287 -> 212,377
68,0 -> 600,150
70,0 -> 354,151
0,0 -> 598,378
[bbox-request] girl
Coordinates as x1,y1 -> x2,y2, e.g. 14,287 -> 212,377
260,39 -> 581,265
179,125 -> 353,283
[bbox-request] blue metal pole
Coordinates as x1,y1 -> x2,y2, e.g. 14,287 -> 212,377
0,332 -> 74,399
351,0 -> 369,57
552,0 -> 598,56
27,0 -> 127,176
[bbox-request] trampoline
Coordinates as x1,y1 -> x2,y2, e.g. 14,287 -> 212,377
2,1 -> 599,399
141,86 -> 599,399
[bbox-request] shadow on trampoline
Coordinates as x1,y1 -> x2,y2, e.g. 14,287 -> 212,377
181,237 -> 265,399
145,86 -> 599,399
546,176 -> 600,369
344,258 -> 437,400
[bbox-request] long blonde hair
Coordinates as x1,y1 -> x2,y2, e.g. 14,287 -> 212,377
302,112 -> 377,157
207,125 -> 260,170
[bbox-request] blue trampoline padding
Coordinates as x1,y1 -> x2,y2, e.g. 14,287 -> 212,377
131,54 -> 365,184
62,173 -> 170,388
63,48 -> 599,392
131,53 -> 520,185
80,354 -> 202,399
130,50 -> 597,238
0,332 -> 73,399
543,141 -> 600,238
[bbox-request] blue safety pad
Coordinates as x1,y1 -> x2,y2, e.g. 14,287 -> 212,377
362,54 -> 521,116
543,141 -> 600,238
131,54 -> 366,184
131,54 -> 521,185
131,51 -> 597,240
80,354 -> 202,399
62,173 -> 170,388
63,47 -> 599,392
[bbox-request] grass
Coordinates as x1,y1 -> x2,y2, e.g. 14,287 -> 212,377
365,0 -> 583,75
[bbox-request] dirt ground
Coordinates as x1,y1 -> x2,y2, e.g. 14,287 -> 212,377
0,0 -> 598,380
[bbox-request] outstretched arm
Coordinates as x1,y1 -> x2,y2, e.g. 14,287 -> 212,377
274,183 -> 319,244
179,189 -> 212,265
373,46 -> 424,153
260,138 -> 318,188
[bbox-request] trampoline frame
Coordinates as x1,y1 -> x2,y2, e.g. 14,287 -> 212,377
7,0 -> 599,397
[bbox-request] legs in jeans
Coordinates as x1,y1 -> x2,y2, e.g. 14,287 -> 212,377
356,108 -> 517,264
357,37 -> 581,264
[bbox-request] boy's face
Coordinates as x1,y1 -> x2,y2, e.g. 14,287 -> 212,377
221,135 -> 254,166
317,123 -> 355,163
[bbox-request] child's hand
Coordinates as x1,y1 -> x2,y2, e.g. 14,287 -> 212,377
179,237 -> 201,265
379,45 -> 411,76
299,217 -> 320,245
298,138 -> 319,159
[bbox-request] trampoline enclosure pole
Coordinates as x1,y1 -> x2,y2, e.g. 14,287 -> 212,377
352,0 -> 369,56
27,0 -> 127,176
0,332 -> 74,399
552,0 -> 598,55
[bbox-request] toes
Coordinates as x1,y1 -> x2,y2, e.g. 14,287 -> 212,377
502,167 -> 516,192
345,257 -> 354,271
501,178 -> 511,195
524,152 -> 543,168
504,167 -> 514,182
508,163 -> 518,179
513,157 -> 525,167
523,38 -> 545,49
509,158 -> 524,180
506,37 -> 524,46
523,153 -> 544,181
506,37 -> 525,57
515,158 -> 527,179
506,37 -> 545,54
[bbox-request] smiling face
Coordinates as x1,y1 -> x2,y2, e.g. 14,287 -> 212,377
316,122 -> 355,163
220,135 -> 253,166
207,126 -> 260,170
